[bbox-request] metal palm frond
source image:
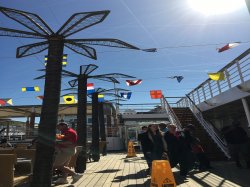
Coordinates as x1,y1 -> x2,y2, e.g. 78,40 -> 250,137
0,7 -> 54,36
62,70 -> 78,77
57,11 -> 110,37
65,42 -> 96,60
92,76 -> 120,84
0,27 -> 45,39
108,98 -> 127,102
94,73 -> 136,79
62,88 -> 77,91
80,64 -> 98,75
68,38 -> 140,50
16,41 -> 48,58
61,93 -> 77,97
102,93 -> 121,97
34,75 -> 45,80
108,88 -> 131,92
68,79 -> 78,87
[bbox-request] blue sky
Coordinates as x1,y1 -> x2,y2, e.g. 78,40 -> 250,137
0,0 -> 250,107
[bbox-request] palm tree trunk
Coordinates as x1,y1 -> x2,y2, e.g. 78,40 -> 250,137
92,92 -> 100,161
75,75 -> 87,173
31,37 -> 64,187
99,102 -> 107,155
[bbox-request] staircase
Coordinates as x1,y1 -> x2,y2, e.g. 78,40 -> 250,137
172,107 -> 227,160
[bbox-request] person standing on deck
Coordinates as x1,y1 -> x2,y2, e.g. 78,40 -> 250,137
138,126 -> 150,168
142,124 -> 168,174
53,122 -> 83,184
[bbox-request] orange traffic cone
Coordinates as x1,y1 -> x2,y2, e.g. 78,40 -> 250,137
150,160 -> 176,187
126,141 -> 137,158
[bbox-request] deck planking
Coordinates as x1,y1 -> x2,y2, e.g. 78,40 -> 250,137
55,152 -> 250,187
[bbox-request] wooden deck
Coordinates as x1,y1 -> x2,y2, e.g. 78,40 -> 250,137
52,152 -> 250,187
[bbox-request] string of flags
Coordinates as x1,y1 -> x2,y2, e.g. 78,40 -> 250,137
0,98 -> 13,106
217,42 -> 240,53
22,86 -> 40,92
44,54 -> 68,67
150,90 -> 162,99
126,79 -> 142,86
120,92 -> 132,99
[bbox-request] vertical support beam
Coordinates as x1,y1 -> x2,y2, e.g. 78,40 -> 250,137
99,102 -> 107,155
75,75 -> 87,173
191,93 -> 195,104
92,92 -> 100,161
241,98 -> 250,128
236,60 -> 244,83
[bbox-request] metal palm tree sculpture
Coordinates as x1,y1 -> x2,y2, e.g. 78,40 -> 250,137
0,6 -> 147,186
37,64 -> 134,172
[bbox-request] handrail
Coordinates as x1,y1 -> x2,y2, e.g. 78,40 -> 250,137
185,96 -> 231,158
177,48 -> 250,106
161,96 -> 182,130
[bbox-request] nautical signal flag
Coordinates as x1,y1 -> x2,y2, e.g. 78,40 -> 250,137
36,95 -> 44,100
126,79 -> 142,86
120,92 -> 132,99
150,90 -> 162,99
98,94 -> 104,102
0,98 -> 13,106
217,42 -> 240,53
22,86 -> 40,92
208,72 -> 225,81
168,76 -> 184,83
63,95 -> 75,104
87,83 -> 95,94
44,54 -> 67,66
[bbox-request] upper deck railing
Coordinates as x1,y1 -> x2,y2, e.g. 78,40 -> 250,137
177,48 -> 250,107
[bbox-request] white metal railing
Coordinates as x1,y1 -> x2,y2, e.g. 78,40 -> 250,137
177,48 -> 250,107
184,95 -> 231,158
161,96 -> 182,130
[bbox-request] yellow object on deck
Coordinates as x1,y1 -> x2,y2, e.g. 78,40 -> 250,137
150,160 -> 176,187
126,141 -> 137,158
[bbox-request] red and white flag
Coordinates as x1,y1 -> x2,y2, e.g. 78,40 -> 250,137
126,79 -> 142,86
217,42 -> 240,53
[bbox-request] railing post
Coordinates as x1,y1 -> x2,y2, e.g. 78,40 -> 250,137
208,81 -> 213,98
236,60 -> 244,83
217,81 -> 222,94
197,90 -> 201,104
225,70 -> 232,89
202,85 -> 206,101
191,93 -> 195,104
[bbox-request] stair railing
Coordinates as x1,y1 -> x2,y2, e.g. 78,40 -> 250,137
161,96 -> 182,130
185,95 -> 231,158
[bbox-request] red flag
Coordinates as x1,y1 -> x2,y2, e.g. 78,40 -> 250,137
150,90 -> 162,99
36,95 -> 44,100
126,79 -> 142,86
217,42 -> 240,53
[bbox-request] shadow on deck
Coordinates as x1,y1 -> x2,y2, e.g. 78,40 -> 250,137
18,153 -> 250,187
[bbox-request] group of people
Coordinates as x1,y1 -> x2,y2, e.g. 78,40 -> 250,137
138,123 -> 211,177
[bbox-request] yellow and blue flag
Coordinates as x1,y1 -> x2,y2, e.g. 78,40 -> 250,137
98,94 -> 104,102
22,86 -> 40,92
